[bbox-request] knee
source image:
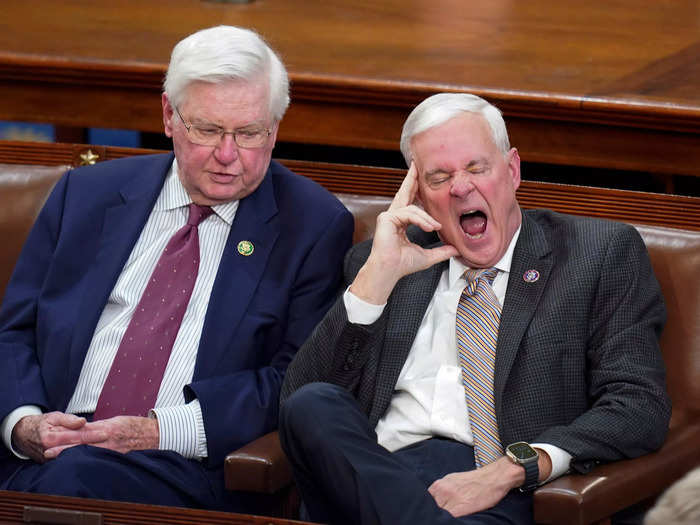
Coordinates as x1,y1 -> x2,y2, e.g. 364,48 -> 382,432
280,383 -> 350,447
11,445 -> 107,497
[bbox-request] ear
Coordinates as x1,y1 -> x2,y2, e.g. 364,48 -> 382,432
507,147 -> 521,191
269,120 -> 280,145
162,93 -> 175,138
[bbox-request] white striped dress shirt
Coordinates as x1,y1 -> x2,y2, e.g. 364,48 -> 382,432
2,159 -> 237,459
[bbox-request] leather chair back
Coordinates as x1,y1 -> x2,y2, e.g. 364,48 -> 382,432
0,163 -> 66,299
636,225 -> 700,427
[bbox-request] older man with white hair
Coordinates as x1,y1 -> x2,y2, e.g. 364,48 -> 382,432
0,25 -> 353,512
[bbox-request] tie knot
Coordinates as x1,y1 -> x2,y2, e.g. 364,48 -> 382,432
465,267 -> 498,285
463,267 -> 498,296
187,204 -> 214,226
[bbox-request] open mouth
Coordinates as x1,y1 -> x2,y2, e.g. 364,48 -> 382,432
460,210 -> 487,239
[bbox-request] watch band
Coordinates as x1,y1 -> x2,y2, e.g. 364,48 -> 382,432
520,458 -> 539,492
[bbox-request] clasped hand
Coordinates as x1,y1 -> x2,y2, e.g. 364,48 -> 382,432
350,163 -> 459,304
12,412 -> 159,463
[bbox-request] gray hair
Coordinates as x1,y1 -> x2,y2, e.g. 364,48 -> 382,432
399,93 -> 510,166
163,25 -> 290,122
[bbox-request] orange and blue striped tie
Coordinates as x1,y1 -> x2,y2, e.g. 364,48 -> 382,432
456,268 -> 503,467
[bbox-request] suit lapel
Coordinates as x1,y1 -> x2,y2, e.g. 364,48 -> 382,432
370,255 -> 447,422
64,156 -> 171,406
194,167 -> 279,379
494,212 -> 553,416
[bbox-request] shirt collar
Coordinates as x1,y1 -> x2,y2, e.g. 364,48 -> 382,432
448,224 -> 522,287
157,158 -> 239,225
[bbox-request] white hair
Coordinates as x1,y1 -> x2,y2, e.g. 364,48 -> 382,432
163,25 -> 290,122
399,93 -> 510,166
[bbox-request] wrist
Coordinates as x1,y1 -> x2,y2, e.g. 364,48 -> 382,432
505,441 -> 540,492
350,259 -> 399,305
496,456 -> 527,491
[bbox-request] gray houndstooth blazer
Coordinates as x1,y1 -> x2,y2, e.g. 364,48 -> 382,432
281,209 -> 671,472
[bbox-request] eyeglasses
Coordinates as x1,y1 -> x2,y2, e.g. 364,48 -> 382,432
175,107 -> 272,149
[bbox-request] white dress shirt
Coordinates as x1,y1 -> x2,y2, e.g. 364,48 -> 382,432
344,227 -> 572,482
2,159 -> 237,460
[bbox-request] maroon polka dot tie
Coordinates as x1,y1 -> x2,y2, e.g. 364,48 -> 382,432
93,203 -> 213,420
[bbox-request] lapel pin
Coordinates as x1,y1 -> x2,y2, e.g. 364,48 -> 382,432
237,240 -> 254,256
523,269 -> 540,283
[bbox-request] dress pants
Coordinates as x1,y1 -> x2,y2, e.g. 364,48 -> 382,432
0,445 -> 271,514
280,382 -> 533,525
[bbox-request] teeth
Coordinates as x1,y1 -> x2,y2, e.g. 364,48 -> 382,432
465,232 -> 484,240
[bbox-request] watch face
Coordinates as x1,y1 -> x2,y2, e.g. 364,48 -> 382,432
508,442 -> 538,460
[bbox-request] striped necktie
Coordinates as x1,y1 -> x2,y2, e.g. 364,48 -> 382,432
456,267 -> 503,467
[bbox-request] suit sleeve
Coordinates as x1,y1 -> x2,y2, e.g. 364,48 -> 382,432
536,225 -> 670,471
188,207 -> 355,466
281,240 -> 384,405
0,173 -> 69,426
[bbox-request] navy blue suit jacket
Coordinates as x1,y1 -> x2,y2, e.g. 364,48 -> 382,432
0,153 -> 354,466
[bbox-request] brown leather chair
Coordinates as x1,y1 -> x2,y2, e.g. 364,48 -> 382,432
0,162 -> 67,299
225,195 -> 700,525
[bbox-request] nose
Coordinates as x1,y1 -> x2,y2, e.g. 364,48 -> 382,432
213,133 -> 239,165
450,171 -> 475,198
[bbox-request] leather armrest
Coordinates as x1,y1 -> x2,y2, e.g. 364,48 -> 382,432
534,423 -> 700,525
224,431 -> 293,494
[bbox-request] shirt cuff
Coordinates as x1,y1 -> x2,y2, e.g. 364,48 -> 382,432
532,442 -> 573,483
151,399 -> 207,459
1,405 -> 43,459
344,287 -> 386,325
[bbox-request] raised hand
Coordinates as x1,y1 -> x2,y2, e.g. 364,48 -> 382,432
350,163 -> 458,304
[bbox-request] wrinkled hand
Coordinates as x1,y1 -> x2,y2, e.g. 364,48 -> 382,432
12,412 -> 100,463
428,457 -> 523,518
44,415 -> 159,459
350,163 -> 459,304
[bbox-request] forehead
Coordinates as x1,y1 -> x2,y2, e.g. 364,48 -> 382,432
411,114 -> 498,171
181,79 -> 270,125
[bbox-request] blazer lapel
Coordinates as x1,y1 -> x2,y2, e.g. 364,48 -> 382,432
369,253 -> 447,423
194,168 -> 279,379
494,212 -> 553,416
63,156 -> 171,406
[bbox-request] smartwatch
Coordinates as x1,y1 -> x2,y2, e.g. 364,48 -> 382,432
505,441 -> 539,492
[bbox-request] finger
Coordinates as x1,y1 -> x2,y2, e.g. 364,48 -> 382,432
389,162 -> 419,211
44,443 -> 81,460
427,482 -> 446,508
421,244 -> 460,267
385,205 -> 441,232
78,426 -> 110,444
46,412 -> 86,430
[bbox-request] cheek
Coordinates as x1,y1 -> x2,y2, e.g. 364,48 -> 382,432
241,150 -> 272,179
423,190 -> 451,220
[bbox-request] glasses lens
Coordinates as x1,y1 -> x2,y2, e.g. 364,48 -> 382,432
235,130 -> 268,148
190,126 -> 222,147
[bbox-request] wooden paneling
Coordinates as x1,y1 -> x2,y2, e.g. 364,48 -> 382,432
0,490 -> 307,525
0,1 -> 698,176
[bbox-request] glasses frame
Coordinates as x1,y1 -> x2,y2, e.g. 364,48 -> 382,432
174,106 -> 272,149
